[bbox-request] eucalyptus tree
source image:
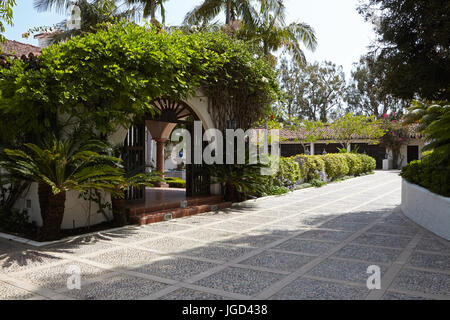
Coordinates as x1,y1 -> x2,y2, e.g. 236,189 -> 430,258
0,0 -> 16,43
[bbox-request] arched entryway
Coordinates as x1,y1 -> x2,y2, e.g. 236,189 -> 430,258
123,98 -> 212,204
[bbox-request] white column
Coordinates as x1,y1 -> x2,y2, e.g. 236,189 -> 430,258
310,143 -> 315,155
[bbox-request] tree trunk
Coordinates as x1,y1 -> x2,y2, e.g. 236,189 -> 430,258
225,0 -> 231,25
111,195 -> 127,227
38,183 -> 66,241
392,148 -> 400,169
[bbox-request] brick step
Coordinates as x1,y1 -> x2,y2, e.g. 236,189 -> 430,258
127,195 -> 223,217
129,202 -> 232,226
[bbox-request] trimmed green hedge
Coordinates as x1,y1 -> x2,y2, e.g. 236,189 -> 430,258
292,153 -> 376,183
342,153 -> 364,176
273,157 -> 302,189
293,155 -> 325,181
359,154 -> 376,173
322,154 -> 350,180
165,177 -> 186,188
401,152 -> 450,197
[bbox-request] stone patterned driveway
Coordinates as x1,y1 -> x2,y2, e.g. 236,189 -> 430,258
1,171 -> 450,300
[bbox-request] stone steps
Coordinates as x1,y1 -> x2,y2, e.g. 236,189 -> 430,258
127,196 -> 232,226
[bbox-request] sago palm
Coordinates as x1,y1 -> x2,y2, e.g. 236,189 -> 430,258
0,138 -> 124,240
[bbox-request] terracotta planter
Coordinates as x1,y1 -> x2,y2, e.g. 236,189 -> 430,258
112,197 -> 127,227
38,185 -> 66,241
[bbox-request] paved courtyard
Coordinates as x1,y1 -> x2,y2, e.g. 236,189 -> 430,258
1,171 -> 449,300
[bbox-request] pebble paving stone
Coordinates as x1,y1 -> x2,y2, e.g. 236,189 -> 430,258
390,268 -> 450,296
183,245 -> 254,262
0,250 -> 63,274
210,221 -> 259,232
14,261 -> 110,290
0,239 -> 27,254
44,237 -> 121,256
194,267 -> 284,296
295,229 -> 354,242
333,244 -> 402,264
1,172 -> 449,300
0,281 -> 35,300
176,228 -> 238,242
271,277 -> 369,300
366,223 -> 419,237
351,233 -> 413,249
407,252 -> 450,271
274,238 -> 337,255
160,288 -> 228,300
85,247 -> 161,268
382,291 -> 433,300
99,228 -> 160,243
139,236 -> 203,254
414,238 -> 450,254
133,256 -> 219,281
66,274 -> 167,300
240,251 -> 315,272
219,234 -> 283,248
319,220 -> 367,232
307,258 -> 388,284
142,222 -> 195,233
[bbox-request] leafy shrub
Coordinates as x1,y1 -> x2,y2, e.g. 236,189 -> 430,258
165,177 -> 186,189
321,154 -> 349,180
310,179 -> 327,188
293,155 -> 325,181
0,208 -> 29,233
272,157 -> 301,190
401,152 -> 450,197
343,153 -> 364,176
264,184 -> 290,195
357,154 -> 376,173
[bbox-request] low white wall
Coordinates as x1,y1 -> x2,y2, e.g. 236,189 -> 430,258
14,183 -> 113,230
401,179 -> 450,240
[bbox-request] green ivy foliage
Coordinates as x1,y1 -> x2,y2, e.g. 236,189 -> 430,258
0,22 -> 279,144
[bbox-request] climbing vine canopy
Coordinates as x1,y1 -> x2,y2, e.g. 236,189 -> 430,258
0,22 -> 279,143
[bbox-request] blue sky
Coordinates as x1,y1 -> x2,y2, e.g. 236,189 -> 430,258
4,0 -> 375,77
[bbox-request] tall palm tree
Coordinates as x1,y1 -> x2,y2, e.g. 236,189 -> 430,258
184,0 -> 260,27
31,0 -> 138,43
238,1 -> 317,65
124,0 -> 167,25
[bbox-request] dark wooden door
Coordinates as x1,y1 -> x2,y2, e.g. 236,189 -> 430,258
407,146 -> 419,163
351,143 -> 387,169
185,122 -> 211,197
123,124 -> 146,200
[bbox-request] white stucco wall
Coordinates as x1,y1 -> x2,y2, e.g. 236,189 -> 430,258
401,179 -> 450,240
10,92 -> 221,229
387,139 -> 425,168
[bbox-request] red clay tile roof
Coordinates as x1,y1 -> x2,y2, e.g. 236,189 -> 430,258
0,40 -> 41,58
280,123 -> 423,142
